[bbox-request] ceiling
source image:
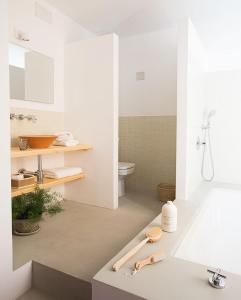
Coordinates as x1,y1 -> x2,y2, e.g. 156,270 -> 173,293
46,0 -> 241,68
46,0 -> 241,36
46,0 -> 156,34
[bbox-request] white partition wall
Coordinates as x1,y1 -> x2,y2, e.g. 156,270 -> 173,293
65,34 -> 119,209
205,70 -> 241,185
176,19 -> 207,200
0,2 -> 31,299
0,2 -> 13,297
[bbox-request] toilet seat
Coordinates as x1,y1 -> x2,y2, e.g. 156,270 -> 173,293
118,162 -> 135,170
118,162 -> 135,176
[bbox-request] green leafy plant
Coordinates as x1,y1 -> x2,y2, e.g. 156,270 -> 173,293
12,186 -> 63,223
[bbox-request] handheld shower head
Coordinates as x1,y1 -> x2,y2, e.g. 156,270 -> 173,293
207,110 -> 216,121
202,110 -> 216,130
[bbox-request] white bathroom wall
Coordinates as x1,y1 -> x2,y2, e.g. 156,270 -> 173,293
119,28 -> 177,116
205,70 -> 241,185
176,21 -> 189,201
0,2 -> 31,299
8,0 -> 94,112
194,15 -> 241,72
65,34 -> 119,209
176,19 -> 207,200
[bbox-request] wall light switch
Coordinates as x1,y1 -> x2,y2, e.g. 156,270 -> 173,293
136,72 -> 145,81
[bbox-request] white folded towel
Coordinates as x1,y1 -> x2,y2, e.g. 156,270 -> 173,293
43,167 -> 83,179
54,131 -> 79,147
54,140 -> 79,147
55,132 -> 74,141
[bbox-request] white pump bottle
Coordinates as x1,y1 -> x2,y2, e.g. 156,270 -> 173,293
161,201 -> 177,233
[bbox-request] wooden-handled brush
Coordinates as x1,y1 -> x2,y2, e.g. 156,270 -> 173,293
112,227 -> 163,272
132,250 -> 166,275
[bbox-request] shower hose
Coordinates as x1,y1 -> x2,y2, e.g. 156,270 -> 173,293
201,126 -> 214,182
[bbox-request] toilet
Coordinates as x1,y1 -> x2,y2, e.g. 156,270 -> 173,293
118,162 -> 135,197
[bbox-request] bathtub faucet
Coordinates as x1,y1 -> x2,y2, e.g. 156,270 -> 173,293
207,269 -> 226,289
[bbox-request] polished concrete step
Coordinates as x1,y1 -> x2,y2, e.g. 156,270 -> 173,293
18,288 -> 56,300
19,262 -> 92,300
31,262 -> 92,300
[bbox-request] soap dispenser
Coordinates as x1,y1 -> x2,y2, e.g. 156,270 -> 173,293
161,201 -> 177,233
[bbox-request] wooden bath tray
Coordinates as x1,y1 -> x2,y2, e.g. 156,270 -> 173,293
11,174 -> 35,189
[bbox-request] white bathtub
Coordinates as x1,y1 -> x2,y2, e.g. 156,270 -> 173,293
175,187 -> 241,276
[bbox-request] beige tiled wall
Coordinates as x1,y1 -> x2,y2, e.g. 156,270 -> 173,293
10,107 -> 64,146
119,116 -> 176,194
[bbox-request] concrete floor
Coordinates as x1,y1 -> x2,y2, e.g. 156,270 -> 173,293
18,288 -> 56,300
13,192 -> 162,282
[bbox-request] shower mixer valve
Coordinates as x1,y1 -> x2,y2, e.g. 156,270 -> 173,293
196,136 -> 206,150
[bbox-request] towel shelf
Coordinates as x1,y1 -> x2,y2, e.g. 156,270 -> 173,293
11,144 -> 92,197
11,144 -> 92,158
12,173 -> 86,197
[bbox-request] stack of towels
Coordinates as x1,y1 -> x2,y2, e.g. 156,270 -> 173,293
44,167 -> 83,179
54,132 -> 79,147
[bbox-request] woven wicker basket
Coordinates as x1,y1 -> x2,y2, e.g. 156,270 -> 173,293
157,183 -> 176,203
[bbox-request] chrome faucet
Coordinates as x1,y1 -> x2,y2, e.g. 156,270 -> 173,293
10,113 -> 37,123
207,269 -> 226,289
19,169 -> 44,184
18,154 -> 44,184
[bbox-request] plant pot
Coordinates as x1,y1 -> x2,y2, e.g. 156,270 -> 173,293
13,219 -> 40,236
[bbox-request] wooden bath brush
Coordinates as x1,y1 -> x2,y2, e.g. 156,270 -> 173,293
112,227 -> 163,271
132,250 -> 166,275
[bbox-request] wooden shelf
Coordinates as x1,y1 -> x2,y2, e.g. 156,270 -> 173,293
12,173 -> 85,197
11,144 -> 92,158
11,144 -> 91,196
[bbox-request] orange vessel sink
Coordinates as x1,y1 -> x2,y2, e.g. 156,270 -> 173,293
20,135 -> 57,149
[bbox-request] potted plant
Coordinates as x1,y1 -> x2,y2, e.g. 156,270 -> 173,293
12,186 -> 63,235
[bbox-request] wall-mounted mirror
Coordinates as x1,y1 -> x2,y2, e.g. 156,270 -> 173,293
9,43 -> 54,104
